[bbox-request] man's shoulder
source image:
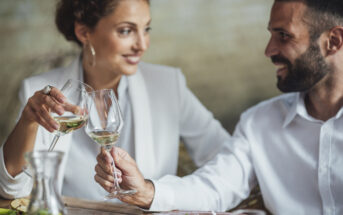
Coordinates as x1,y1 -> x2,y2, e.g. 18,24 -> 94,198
241,93 -> 297,120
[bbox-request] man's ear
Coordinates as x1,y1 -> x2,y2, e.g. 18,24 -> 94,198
74,22 -> 90,45
326,26 -> 343,55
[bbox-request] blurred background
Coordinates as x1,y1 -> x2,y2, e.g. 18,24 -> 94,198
0,0 -> 278,145
0,0 -> 278,211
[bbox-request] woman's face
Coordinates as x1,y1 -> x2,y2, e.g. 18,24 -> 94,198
87,0 -> 151,76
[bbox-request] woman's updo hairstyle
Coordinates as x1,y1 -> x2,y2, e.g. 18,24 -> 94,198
56,0 -> 149,46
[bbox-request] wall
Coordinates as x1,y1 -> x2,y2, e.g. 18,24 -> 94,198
0,0 -> 278,143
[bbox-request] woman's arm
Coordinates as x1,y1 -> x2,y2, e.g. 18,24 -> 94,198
3,86 -> 65,177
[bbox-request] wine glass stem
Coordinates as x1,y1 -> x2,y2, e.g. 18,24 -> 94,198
108,148 -> 121,191
48,135 -> 60,152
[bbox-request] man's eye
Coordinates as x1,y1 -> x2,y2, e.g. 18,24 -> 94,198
279,32 -> 290,40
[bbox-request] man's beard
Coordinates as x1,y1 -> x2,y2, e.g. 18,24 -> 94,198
271,41 -> 332,93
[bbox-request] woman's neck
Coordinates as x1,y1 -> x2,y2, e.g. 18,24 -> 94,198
82,60 -> 121,97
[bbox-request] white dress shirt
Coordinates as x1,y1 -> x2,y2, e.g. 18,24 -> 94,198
150,93 -> 343,215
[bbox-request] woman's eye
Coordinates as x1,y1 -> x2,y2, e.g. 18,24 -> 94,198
145,26 -> 152,33
118,28 -> 132,36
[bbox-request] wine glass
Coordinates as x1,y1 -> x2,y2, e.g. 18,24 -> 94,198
48,79 -> 93,151
85,89 -> 135,199
23,79 -> 92,177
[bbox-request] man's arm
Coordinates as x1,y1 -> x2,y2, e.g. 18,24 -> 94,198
95,131 -> 256,212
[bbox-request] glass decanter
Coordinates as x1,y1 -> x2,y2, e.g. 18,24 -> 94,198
25,150 -> 66,215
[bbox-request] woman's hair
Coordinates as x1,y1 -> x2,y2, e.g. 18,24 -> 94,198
55,0 -> 150,46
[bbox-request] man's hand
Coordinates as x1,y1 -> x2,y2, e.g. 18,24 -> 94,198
95,147 -> 155,209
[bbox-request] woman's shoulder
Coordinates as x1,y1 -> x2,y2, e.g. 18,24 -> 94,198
24,67 -> 66,84
139,62 -> 181,76
23,57 -> 78,88
138,62 -> 185,84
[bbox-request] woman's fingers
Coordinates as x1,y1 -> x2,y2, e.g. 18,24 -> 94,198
48,87 -> 66,104
22,87 -> 68,132
63,102 -> 81,115
30,98 -> 59,127
36,91 -> 64,115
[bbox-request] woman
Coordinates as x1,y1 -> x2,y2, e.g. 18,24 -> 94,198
0,0 -> 230,201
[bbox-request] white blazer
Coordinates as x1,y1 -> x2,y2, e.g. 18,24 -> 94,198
0,57 -> 231,199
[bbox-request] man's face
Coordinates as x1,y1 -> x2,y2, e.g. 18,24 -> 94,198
265,1 -> 331,92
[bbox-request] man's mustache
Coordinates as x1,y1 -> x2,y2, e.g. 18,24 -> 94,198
271,55 -> 291,65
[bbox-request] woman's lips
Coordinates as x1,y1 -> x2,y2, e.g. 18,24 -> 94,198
123,55 -> 141,65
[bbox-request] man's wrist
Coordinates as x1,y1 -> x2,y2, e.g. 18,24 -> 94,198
140,179 -> 155,209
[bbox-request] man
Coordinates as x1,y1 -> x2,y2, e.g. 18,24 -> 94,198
95,0 -> 343,214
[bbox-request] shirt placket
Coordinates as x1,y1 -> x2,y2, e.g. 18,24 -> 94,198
318,120 -> 335,215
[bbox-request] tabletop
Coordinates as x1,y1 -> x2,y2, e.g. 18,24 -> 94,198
0,196 -> 233,215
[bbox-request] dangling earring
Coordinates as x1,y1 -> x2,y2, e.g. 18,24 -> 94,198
84,40 -> 96,67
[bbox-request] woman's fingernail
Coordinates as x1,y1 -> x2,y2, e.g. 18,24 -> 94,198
58,97 -> 65,103
53,123 -> 59,129
57,107 -> 64,115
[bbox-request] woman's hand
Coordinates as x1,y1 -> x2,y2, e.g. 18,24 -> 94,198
95,147 -> 155,209
21,87 -> 66,132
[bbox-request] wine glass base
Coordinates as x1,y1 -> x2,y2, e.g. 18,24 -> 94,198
104,189 -> 137,200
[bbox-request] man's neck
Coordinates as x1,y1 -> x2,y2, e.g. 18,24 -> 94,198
305,75 -> 343,121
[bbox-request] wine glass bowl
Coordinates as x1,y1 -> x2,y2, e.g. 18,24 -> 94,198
85,89 -> 136,199
48,79 -> 93,151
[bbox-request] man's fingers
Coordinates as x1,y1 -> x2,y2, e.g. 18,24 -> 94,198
112,147 -> 137,175
96,150 -> 113,175
94,175 -> 114,193
95,164 -> 114,183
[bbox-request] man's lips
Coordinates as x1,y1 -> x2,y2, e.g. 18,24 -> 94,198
275,63 -> 287,76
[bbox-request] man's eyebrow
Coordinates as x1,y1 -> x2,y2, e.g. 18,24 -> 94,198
268,27 -> 287,32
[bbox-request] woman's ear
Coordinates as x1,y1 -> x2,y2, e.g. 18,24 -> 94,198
74,22 -> 90,45
326,26 -> 343,55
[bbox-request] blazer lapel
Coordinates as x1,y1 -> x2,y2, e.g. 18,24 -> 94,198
127,68 -> 156,178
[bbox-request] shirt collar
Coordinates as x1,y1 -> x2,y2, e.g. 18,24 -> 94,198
117,75 -> 128,100
281,92 -> 343,127
283,93 -> 300,128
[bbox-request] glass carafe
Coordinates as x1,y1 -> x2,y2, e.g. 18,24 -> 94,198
25,150 -> 66,215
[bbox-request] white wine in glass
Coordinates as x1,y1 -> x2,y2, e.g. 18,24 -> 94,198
85,89 -> 135,199
48,79 -> 93,151
88,130 -> 119,149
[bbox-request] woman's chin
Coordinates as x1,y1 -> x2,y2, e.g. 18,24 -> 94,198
120,65 -> 139,76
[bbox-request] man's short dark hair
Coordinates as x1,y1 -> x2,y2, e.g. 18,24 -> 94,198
276,0 -> 343,40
